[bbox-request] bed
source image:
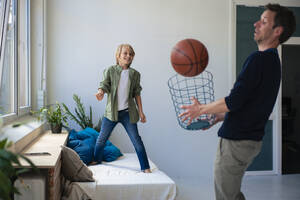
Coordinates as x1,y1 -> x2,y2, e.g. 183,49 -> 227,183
62,153 -> 176,200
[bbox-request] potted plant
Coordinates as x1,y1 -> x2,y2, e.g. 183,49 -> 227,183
34,102 -> 68,133
0,138 -> 37,200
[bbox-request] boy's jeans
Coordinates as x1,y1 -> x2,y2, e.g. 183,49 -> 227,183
94,109 -> 150,170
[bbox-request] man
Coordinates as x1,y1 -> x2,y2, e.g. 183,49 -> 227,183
179,4 -> 296,200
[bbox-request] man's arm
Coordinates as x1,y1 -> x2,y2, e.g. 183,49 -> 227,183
179,97 -> 229,125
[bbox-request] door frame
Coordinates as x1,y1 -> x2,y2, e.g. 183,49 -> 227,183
277,37 -> 300,174
230,0 -> 300,175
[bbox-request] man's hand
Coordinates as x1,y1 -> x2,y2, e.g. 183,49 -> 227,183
201,113 -> 225,130
179,97 -> 204,125
95,89 -> 104,101
179,97 -> 229,126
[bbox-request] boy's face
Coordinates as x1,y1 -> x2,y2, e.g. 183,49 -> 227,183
118,47 -> 134,68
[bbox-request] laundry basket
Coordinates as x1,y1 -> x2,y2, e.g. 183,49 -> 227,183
167,71 -> 215,130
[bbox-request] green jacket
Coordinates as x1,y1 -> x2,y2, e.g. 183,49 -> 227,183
99,65 -> 142,123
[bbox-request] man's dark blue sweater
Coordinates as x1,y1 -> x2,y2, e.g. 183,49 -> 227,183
218,48 -> 281,141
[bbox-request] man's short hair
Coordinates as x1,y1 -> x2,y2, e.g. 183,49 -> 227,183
265,4 -> 296,44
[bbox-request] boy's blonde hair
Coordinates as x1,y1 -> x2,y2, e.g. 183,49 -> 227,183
115,44 -> 135,66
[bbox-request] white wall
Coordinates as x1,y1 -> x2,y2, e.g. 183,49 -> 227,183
46,0 -> 230,179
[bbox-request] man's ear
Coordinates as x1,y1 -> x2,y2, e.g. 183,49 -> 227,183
274,26 -> 284,37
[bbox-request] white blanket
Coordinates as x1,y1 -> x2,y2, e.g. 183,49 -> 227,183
73,153 -> 176,200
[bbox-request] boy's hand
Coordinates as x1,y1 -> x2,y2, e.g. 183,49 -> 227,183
95,89 -> 104,101
140,112 -> 146,123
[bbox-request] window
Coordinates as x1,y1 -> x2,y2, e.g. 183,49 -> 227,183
0,0 -> 30,123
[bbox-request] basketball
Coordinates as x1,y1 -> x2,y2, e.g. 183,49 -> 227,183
170,39 -> 209,77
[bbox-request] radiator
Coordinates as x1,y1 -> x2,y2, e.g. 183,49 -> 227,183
14,175 -> 46,200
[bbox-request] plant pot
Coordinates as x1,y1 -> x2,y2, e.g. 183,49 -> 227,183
50,123 -> 62,133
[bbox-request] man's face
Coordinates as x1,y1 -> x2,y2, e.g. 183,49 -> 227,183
254,10 -> 277,44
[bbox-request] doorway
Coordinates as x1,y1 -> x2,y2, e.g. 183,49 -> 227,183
233,2 -> 300,174
281,43 -> 300,174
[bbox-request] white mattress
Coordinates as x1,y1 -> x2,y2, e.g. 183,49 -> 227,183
76,153 -> 176,200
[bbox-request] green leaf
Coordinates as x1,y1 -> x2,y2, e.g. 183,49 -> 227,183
0,141 -> 37,199
75,108 -> 86,129
94,116 -> 103,132
89,106 -> 93,128
62,103 -> 81,125
11,185 -> 21,195
0,138 -> 8,149
0,150 -> 21,166
15,168 -> 29,176
74,95 -> 85,115
0,170 -> 13,200
19,155 -> 39,174
75,107 -> 85,123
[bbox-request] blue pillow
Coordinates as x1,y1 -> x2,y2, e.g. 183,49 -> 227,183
103,144 -> 123,162
97,131 -> 123,162
68,129 -> 79,141
74,127 -> 98,141
82,127 -> 99,140
74,137 -> 95,164
67,128 -> 122,164
67,140 -> 80,149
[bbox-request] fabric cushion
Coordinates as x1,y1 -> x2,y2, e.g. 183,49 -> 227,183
61,145 -> 94,182
67,128 -> 122,164
67,129 -> 96,164
82,127 -> 99,140
72,137 -> 95,164
70,127 -> 98,141
103,140 -> 123,162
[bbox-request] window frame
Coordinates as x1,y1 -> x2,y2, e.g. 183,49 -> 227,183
0,0 -> 31,125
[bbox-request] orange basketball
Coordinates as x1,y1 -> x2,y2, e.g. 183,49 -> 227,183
170,39 -> 209,77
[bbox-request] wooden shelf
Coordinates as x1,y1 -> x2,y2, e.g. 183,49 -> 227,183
19,130 -> 68,168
